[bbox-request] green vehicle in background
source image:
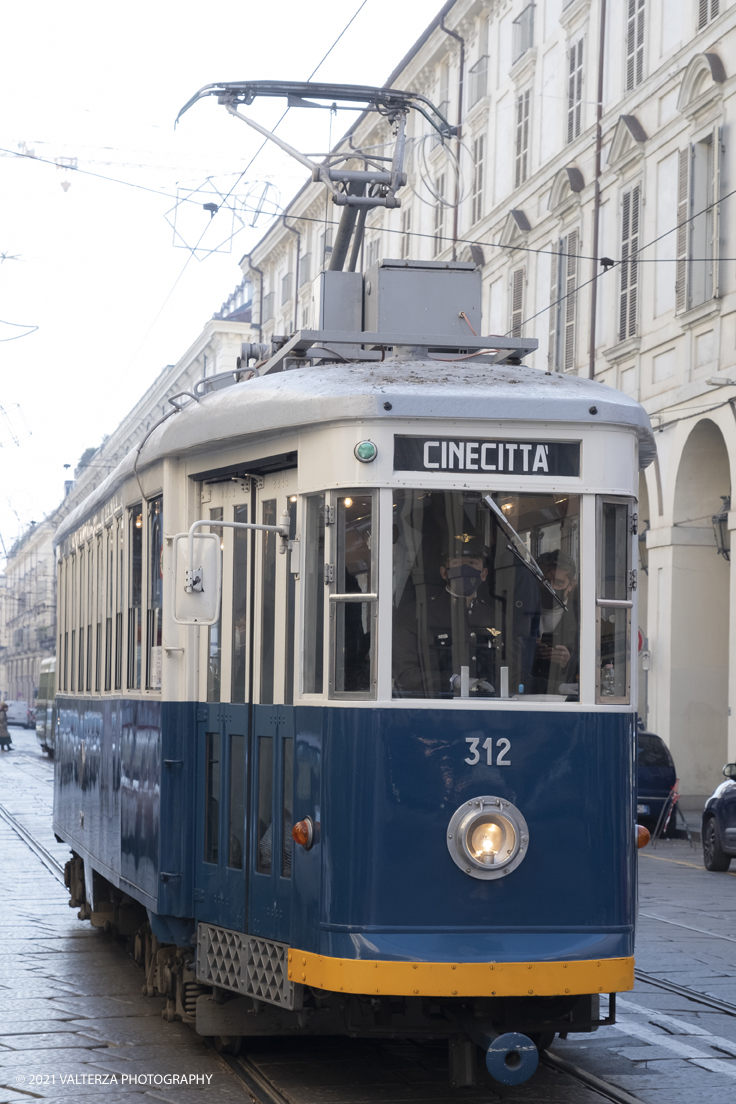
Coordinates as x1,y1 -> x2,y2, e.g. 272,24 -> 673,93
35,656 -> 56,757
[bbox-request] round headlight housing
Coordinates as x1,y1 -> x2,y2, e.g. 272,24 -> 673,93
447,796 -> 529,881
354,440 -> 378,463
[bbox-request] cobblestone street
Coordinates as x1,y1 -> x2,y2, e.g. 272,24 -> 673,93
1,724 -> 735,1104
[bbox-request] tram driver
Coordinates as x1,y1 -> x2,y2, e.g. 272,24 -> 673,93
393,533 -> 498,697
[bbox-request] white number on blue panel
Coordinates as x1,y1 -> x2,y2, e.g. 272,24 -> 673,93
464,737 -> 511,766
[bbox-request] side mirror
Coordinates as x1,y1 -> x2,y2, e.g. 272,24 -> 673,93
173,533 -> 222,625
723,763 -> 736,780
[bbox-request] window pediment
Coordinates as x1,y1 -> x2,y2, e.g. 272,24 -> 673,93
499,209 -> 531,248
677,52 -> 726,116
607,115 -> 647,173
548,166 -> 584,212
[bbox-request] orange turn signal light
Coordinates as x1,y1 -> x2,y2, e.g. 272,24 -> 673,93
636,824 -> 650,849
292,817 -> 314,850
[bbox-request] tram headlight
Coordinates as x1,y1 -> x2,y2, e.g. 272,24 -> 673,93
447,796 -> 529,881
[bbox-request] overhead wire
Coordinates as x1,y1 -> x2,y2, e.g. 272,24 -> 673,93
124,0 -> 372,370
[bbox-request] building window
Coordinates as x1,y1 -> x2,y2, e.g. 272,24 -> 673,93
471,135 -> 485,225
299,253 -> 311,286
319,227 -> 333,268
512,3 -> 535,62
367,236 -> 381,268
469,16 -> 489,106
549,229 -> 579,372
281,271 -> 293,306
515,89 -> 531,188
400,206 -> 412,259
620,184 -> 641,340
567,39 -> 584,144
698,0 -> 719,29
433,174 -> 446,257
625,0 -> 645,91
676,132 -> 720,312
511,268 -> 525,337
262,291 -> 274,321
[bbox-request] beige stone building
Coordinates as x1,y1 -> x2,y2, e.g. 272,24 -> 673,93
234,0 -> 736,805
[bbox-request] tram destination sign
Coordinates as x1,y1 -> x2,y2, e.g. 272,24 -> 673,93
393,436 -> 580,476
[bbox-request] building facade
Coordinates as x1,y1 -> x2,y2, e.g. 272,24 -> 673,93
0,519 -> 56,705
238,0 -> 736,804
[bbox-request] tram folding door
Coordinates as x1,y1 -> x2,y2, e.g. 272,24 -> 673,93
250,470 -> 297,945
193,472 -> 298,941
195,478 -> 252,932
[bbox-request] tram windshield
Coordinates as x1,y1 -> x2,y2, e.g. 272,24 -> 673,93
392,490 -> 580,701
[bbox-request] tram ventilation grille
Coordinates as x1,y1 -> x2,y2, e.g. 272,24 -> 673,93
196,924 -> 295,1010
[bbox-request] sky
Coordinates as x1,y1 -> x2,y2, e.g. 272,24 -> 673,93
0,0 -> 438,560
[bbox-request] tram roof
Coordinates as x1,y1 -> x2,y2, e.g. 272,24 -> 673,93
55,361 -> 655,544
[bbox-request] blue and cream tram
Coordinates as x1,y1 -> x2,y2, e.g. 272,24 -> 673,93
52,83 -> 654,1087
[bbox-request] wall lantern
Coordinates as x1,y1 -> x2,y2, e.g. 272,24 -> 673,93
711,495 -> 731,560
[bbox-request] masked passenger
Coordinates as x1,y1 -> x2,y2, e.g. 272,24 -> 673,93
393,535 -> 498,697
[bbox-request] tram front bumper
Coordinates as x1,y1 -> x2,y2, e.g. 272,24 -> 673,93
287,951 -> 634,997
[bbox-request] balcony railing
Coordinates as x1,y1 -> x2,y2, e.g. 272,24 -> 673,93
512,3 -> 535,62
468,58 -> 488,108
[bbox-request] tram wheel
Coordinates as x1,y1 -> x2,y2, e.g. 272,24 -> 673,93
703,818 -> 731,871
528,1031 -> 555,1053
213,1035 -> 242,1055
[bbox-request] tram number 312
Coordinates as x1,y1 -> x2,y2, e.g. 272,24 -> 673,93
465,737 -> 512,767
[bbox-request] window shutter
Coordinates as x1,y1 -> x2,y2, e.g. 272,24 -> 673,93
711,126 -> 721,299
549,244 -> 559,370
698,0 -> 708,27
567,40 -> 584,144
511,268 -> 525,337
433,174 -> 445,257
626,0 -> 645,91
472,136 -> 485,224
675,148 -> 689,313
619,185 -> 640,340
400,206 -> 412,259
515,89 -> 531,188
564,229 -> 579,372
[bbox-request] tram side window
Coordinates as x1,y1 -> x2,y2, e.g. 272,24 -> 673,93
105,526 -> 113,691
95,533 -> 103,692
204,732 -> 220,864
86,541 -> 94,692
231,504 -> 248,702
303,495 -> 326,694
260,500 -> 277,704
282,736 -> 294,877
70,554 -> 77,693
78,547 -> 85,692
127,507 -> 143,690
207,506 -> 223,703
392,490 -> 580,701
115,517 -> 124,690
147,497 -> 163,691
228,733 -> 245,869
597,499 -> 632,703
331,492 -> 377,698
257,736 -> 274,872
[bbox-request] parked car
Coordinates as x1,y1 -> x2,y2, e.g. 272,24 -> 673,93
702,764 -> 736,872
636,723 -> 677,833
4,701 -> 31,728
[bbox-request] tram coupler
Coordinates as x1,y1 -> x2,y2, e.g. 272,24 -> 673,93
459,1019 -> 539,1086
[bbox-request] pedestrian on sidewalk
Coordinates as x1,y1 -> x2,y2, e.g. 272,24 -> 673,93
0,702 -> 12,751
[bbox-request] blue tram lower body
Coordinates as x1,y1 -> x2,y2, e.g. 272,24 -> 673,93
54,699 -> 636,993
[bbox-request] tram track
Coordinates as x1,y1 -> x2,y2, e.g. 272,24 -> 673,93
634,967 -> 736,1018
0,800 -> 65,885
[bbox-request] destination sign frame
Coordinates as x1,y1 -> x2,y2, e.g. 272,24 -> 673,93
393,436 -> 580,477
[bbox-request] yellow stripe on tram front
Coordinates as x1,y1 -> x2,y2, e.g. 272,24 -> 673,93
287,952 -> 635,997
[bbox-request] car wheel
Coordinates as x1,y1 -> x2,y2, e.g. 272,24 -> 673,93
703,817 -> 731,872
